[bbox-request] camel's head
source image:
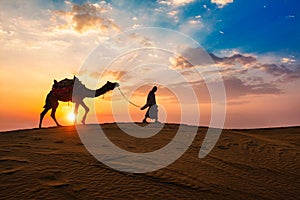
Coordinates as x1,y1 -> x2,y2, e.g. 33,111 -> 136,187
105,81 -> 119,90
52,80 -> 58,88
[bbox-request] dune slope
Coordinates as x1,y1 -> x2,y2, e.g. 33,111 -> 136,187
0,124 -> 299,199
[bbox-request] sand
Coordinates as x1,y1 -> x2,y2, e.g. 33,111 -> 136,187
0,123 -> 299,199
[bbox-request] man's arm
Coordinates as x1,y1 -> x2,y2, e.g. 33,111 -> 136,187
140,104 -> 148,110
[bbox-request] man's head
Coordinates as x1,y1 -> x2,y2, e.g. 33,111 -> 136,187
152,86 -> 157,92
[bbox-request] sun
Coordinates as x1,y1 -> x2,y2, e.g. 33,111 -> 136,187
67,112 -> 76,122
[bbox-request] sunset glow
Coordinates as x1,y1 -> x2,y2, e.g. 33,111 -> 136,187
0,1 -> 299,131
67,112 -> 76,123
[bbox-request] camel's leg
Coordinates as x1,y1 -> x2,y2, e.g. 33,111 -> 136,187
39,107 -> 50,128
50,102 -> 61,127
80,101 -> 89,125
51,107 -> 61,127
74,102 -> 79,124
40,93 -> 61,128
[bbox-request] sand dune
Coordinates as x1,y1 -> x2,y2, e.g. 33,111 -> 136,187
0,124 -> 299,199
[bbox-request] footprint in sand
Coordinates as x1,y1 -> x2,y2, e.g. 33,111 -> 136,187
39,174 -> 69,188
47,181 -> 69,188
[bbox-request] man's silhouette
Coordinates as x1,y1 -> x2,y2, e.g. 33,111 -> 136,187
141,86 -> 159,123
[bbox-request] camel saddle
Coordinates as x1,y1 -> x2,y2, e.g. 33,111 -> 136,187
51,78 -> 74,102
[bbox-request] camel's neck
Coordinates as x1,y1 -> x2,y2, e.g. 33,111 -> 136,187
72,82 -> 116,100
95,84 -> 113,97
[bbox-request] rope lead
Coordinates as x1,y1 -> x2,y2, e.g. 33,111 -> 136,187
117,87 -> 141,108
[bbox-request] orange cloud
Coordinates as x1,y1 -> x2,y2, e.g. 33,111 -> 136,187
169,55 -> 194,69
89,70 -> 127,81
52,3 -> 120,34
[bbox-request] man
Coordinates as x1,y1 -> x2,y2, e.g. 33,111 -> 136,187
141,86 -> 159,123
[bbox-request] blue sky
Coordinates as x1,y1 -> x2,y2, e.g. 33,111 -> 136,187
3,0 -> 299,56
201,0 -> 300,55
53,0 -> 300,57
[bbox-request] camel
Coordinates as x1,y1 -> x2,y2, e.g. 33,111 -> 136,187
39,76 -> 119,128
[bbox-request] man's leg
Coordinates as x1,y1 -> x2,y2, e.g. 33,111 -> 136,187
149,105 -> 159,123
142,107 -> 150,123
142,117 -> 148,123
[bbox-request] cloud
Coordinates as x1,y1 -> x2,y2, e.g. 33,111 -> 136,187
209,53 -> 257,66
285,15 -> 295,19
93,70 -> 128,81
281,57 -> 296,64
167,10 -> 179,22
210,52 -> 300,83
169,47 -> 214,69
166,48 -> 300,101
254,64 -> 290,76
211,0 -> 234,8
127,33 -> 154,47
165,75 -> 281,104
254,63 -> 300,81
168,10 -> 179,16
169,56 -> 193,69
209,52 -> 300,82
52,3 -> 120,34
158,0 -> 195,7
221,76 -> 281,97
193,76 -> 281,100
189,19 -> 201,25
169,49 -> 257,70
168,48 -> 300,82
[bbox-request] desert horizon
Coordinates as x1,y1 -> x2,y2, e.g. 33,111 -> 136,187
2,122 -> 300,133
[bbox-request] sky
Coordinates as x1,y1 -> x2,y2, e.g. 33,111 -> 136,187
0,0 -> 299,131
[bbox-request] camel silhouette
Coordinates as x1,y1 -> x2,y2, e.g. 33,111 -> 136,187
39,76 -> 119,128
